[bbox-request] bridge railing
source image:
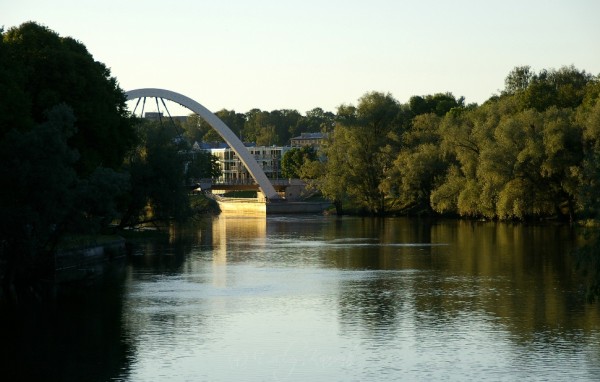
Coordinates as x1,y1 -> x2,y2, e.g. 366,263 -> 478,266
191,178 -> 305,190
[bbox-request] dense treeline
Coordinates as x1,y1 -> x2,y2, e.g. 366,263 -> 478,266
295,66 -> 600,223
181,106 -> 335,147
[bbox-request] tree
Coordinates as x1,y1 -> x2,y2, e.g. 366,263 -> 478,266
270,109 -> 302,145
0,104 -> 130,288
119,121 -> 192,228
383,113 -> 446,212
485,109 -> 549,219
0,31 -> 32,135
539,107 -> 583,220
308,129 -> 350,215
575,86 -> 600,301
431,100 -> 497,217
577,79 -> 600,219
513,65 -> 593,112
408,93 -> 464,118
504,65 -> 533,94
186,150 -> 221,183
180,109 -> 246,144
181,114 -> 210,143
209,109 -> 246,142
1,22 -> 136,174
0,23 -> 136,291
243,108 -> 267,143
430,78 -> 589,221
255,124 -> 279,146
290,107 -> 336,138
315,92 -> 401,215
0,105 -> 79,286
243,108 -> 303,146
281,146 -> 317,179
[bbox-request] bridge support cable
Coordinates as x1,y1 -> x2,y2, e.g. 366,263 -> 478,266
136,96 -> 182,137
140,97 -> 147,118
154,97 -> 163,124
132,97 -> 142,115
159,97 -> 184,136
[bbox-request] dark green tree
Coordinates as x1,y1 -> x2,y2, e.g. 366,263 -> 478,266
244,108 -> 303,146
119,121 -> 192,228
383,113 -> 447,213
0,29 -> 32,135
281,146 -> 317,179
408,93 -> 464,118
578,80 -> 600,218
217,109 -> 246,141
432,96 -> 515,217
180,109 -> 246,144
181,114 -> 209,143
0,23 -> 136,292
514,65 -> 593,112
186,150 -> 221,183
243,108 -> 267,143
1,22 -> 136,174
270,109 -> 302,145
289,107 -> 335,138
307,129 -> 350,215
504,65 -> 533,94
0,105 -> 79,286
575,85 -> 600,301
316,92 -> 401,215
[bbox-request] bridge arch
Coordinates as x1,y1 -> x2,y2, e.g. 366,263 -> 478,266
125,88 -> 280,201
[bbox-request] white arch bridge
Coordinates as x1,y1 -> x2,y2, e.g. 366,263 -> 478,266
125,88 -> 281,201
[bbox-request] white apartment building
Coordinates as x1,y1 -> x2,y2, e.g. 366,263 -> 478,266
210,145 -> 291,184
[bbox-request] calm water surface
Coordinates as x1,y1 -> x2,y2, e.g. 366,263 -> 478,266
3,216 -> 600,381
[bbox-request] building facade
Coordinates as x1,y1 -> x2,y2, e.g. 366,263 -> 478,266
290,132 -> 328,148
210,145 -> 291,184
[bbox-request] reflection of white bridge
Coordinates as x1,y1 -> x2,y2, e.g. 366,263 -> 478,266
125,88 -> 281,201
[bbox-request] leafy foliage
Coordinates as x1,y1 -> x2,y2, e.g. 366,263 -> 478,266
1,22 -> 136,174
0,105 -> 79,277
314,92 -> 402,215
0,23 -> 137,290
281,146 -> 317,179
185,150 -> 221,182
119,121 -> 193,228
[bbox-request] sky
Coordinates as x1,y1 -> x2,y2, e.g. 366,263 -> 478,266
4,0 -> 600,115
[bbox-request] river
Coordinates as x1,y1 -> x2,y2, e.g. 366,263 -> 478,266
2,216 -> 600,381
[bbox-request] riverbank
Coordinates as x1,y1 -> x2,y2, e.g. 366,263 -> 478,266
55,235 -> 127,284
0,235 -> 128,304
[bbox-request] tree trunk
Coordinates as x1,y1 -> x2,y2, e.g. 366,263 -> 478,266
334,200 -> 343,215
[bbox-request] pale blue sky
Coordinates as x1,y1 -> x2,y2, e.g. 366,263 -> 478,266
4,0 -> 600,114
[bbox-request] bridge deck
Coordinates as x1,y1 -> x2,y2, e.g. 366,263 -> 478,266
202,180 -> 292,192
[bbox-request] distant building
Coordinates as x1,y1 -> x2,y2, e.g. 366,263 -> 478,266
209,145 -> 291,183
193,141 -> 230,151
290,132 -> 328,148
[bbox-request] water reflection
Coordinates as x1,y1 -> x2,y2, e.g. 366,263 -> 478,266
131,214 -> 600,382
3,216 -> 599,381
0,264 -> 129,382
